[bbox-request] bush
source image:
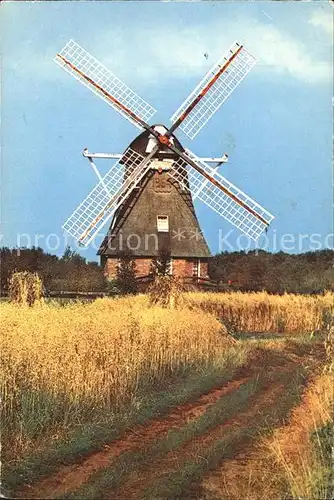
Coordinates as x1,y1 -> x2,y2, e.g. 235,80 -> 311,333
105,278 -> 120,295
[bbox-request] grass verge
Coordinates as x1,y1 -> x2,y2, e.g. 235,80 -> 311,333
265,371 -> 333,500
310,421 -> 334,499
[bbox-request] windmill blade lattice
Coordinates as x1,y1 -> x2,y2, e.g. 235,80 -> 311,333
63,149 -> 151,246
170,42 -> 256,139
55,40 -> 156,129
169,149 -> 274,241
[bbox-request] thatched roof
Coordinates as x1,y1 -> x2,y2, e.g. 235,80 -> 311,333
98,127 -> 211,259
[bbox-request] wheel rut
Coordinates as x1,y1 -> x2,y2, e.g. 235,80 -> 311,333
16,344 -> 321,499
17,372 -> 252,498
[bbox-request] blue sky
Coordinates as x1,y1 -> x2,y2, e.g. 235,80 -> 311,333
1,1 -> 333,261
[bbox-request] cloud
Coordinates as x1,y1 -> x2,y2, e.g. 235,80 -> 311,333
95,17 -> 332,86
242,21 -> 332,84
4,12 -> 332,89
308,10 -> 333,35
95,26 -> 210,83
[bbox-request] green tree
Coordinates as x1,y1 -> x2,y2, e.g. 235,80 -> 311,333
150,246 -> 172,277
61,245 -> 86,265
115,251 -> 138,295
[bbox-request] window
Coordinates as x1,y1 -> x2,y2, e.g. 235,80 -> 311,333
192,259 -> 200,278
167,258 -> 173,275
157,215 -> 169,233
156,257 -> 172,276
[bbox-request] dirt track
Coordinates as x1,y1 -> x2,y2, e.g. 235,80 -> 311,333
18,375 -> 250,499
17,342 -> 323,500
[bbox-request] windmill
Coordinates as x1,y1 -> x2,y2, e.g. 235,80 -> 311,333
54,40 -> 274,281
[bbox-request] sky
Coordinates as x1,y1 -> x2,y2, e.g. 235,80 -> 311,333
1,1 -> 333,261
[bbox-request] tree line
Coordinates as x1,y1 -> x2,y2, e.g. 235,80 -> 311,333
0,246 -> 332,295
0,246 -> 104,293
209,249 -> 333,294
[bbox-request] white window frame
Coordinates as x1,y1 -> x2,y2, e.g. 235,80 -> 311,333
192,259 -> 200,278
157,215 -> 169,233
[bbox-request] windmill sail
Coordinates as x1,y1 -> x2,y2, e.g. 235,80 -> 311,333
170,42 -> 256,139
169,148 -> 274,241
55,40 -> 156,130
55,39 -> 275,249
63,149 -> 151,246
